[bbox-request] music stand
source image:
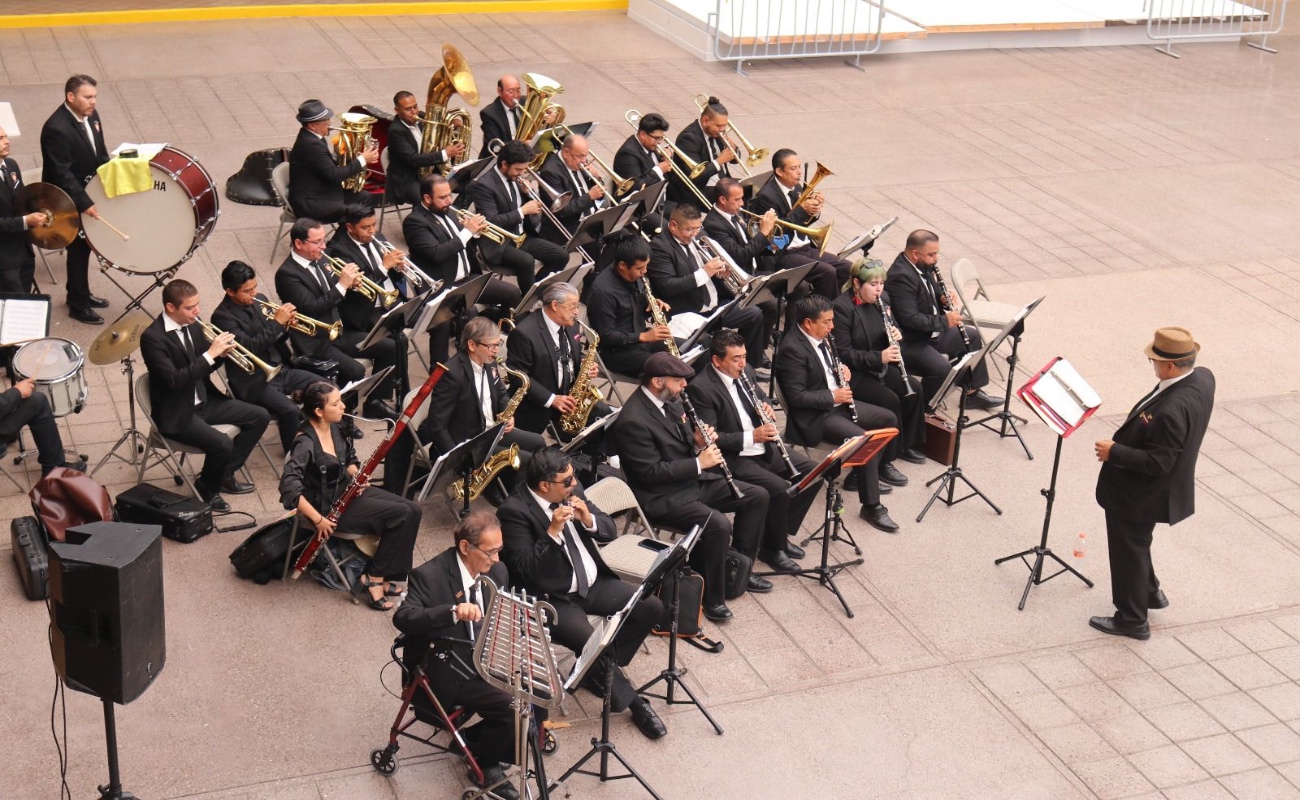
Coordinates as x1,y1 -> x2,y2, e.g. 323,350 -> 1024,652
737,170 -> 774,204
425,423 -> 505,516
408,273 -> 492,347
835,216 -> 898,260
674,297 -> 738,352
619,180 -> 669,219
566,203 -> 636,256
448,155 -> 494,196
964,296 -> 1044,460
915,350 -> 1004,523
514,262 -> 589,319
559,406 -> 620,484
995,357 -> 1099,609
358,290 -> 431,400
339,366 -> 395,416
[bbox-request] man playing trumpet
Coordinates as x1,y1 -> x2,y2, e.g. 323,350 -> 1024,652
749,149 -> 847,299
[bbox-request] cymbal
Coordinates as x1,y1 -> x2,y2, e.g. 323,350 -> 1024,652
88,312 -> 151,365
15,182 -> 80,251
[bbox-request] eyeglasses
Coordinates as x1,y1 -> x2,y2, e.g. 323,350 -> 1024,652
474,543 -> 503,558
475,340 -> 502,349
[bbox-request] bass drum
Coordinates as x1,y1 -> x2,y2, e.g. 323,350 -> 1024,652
82,145 -> 220,274
12,338 -> 88,417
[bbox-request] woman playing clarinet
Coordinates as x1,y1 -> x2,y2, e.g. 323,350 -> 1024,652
279,381 -> 422,610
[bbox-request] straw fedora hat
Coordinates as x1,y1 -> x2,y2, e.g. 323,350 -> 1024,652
1144,326 -> 1200,361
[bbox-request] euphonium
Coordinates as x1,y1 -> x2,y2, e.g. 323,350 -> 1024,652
559,320 -> 604,435
323,254 -> 399,307
254,298 -> 341,341
419,43 -> 479,179
197,318 -> 281,380
447,444 -> 520,503
691,234 -> 752,296
791,161 -> 833,210
517,73 -> 565,142
640,277 -> 680,359
332,112 -> 377,193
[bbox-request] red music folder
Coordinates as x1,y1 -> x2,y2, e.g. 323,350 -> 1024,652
1016,357 -> 1101,438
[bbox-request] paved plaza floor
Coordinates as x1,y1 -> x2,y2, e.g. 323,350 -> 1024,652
3,6 -> 1300,800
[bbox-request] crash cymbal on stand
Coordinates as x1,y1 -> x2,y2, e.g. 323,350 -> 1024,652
15,182 -> 81,251
88,312 -> 151,365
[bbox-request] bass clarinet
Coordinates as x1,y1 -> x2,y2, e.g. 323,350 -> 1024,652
880,301 -> 917,398
823,331 -> 858,424
680,393 -> 744,499
930,267 -> 972,353
736,369 -> 800,478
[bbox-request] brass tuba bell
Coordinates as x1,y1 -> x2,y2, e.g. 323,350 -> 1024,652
419,43 -> 479,180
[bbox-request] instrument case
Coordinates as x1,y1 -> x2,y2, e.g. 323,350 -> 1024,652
923,414 -> 957,466
10,515 -> 49,600
115,484 -> 213,543
229,516 -> 299,584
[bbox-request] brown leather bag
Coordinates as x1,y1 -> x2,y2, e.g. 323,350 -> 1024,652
923,414 -> 957,466
29,467 -> 114,542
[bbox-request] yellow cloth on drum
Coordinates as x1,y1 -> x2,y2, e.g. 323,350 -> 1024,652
96,157 -> 152,198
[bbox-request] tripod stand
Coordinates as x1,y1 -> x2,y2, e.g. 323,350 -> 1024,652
917,364 -> 1002,523
637,560 -> 724,735
995,435 -> 1093,609
92,355 -> 147,476
961,297 -> 1041,461
780,468 -> 864,617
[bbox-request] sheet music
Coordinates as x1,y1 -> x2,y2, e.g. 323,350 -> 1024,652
1030,360 -> 1100,428
0,298 -> 51,345
668,311 -> 706,339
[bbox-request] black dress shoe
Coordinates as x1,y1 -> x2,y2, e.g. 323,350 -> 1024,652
703,602 -> 733,622
760,549 -> 799,573
1148,590 -> 1169,610
900,448 -> 928,465
364,399 -> 398,420
785,542 -> 805,560
221,477 -> 255,495
747,575 -> 773,593
87,294 -> 110,309
880,462 -> 909,487
340,420 -> 364,440
43,459 -> 88,477
877,481 -> 892,495
475,765 -> 520,800
758,354 -> 772,369
629,699 -> 667,740
69,307 -> 104,325
1089,615 -> 1150,641
842,472 -> 859,491
859,503 -> 900,533
201,493 -> 230,513
966,390 -> 1005,411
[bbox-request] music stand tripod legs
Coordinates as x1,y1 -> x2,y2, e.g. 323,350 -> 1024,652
636,561 -> 724,735
917,387 -> 1003,523
965,327 -> 1032,460
995,435 -> 1093,610
92,355 -> 148,476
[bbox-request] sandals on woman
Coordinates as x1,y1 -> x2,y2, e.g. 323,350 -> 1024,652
358,575 -> 395,611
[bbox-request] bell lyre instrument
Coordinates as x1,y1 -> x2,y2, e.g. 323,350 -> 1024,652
322,254 -> 400,307
254,298 -> 341,341
517,73 -> 566,142
823,331 -> 858,423
737,208 -> 834,255
373,239 -> 443,292
692,93 -> 769,175
880,301 -> 917,398
196,318 -> 281,380
930,265 -> 973,353
736,368 -> 799,478
681,392 -> 745,499
418,43 -> 478,180
331,112 -> 377,193
639,277 -> 679,358
293,363 -> 448,576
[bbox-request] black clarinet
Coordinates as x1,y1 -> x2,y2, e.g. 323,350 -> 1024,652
680,393 -> 745,499
823,332 -> 859,423
880,302 -> 917,398
930,266 -> 973,353
737,369 -> 800,478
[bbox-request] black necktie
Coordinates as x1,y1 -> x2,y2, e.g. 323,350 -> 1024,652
663,400 -> 686,442
818,340 -> 835,372
549,503 -> 589,598
734,377 -> 761,425
787,187 -> 801,208
310,259 -> 330,294
467,583 -> 478,639
510,106 -> 521,137
179,327 -> 207,404
558,328 -> 574,391
732,215 -> 748,242
360,242 -> 380,277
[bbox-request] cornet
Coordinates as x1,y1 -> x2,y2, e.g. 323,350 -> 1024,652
197,318 -> 281,380
254,298 -> 341,341
373,239 -> 444,293
322,254 -> 399,307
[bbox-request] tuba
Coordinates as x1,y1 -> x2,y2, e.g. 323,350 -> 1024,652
516,73 -> 565,143
333,112 -> 377,193
419,44 -> 479,180
559,321 -> 604,435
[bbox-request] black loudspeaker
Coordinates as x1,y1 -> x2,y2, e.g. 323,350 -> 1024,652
48,521 -> 166,705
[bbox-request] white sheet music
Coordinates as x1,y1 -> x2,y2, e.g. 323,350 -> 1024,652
668,311 -> 706,339
0,298 -> 51,345
1030,359 -> 1101,428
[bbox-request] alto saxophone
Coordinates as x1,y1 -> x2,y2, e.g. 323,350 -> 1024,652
447,445 -> 520,503
559,321 -> 604,435
495,354 -> 530,425
640,278 -> 680,358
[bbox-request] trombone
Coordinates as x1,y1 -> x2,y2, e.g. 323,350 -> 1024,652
374,239 -> 444,293
625,109 -> 707,181
452,207 -> 526,247
197,318 -> 281,380
254,298 -> 341,341
738,208 -> 834,255
551,123 -> 635,195
691,93 -> 769,176
486,138 -> 572,214
322,254 -> 400,307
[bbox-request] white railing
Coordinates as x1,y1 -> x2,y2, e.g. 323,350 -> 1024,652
709,0 -> 886,75
1146,0 -> 1286,56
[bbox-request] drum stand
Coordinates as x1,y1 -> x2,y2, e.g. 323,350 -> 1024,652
92,356 -> 147,476
98,259 -> 175,325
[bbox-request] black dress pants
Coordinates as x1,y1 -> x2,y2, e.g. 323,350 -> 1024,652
482,238 -> 567,296
0,392 -> 66,471
427,279 -> 523,364
336,486 -> 421,581
427,659 -> 516,767
852,369 -> 926,454
902,325 -> 989,405
548,577 -> 663,712
821,401 -> 895,507
254,367 -> 319,452
1105,510 -> 1160,627
728,449 -> 817,554
65,235 -> 93,310
777,245 -> 849,298
164,395 -> 270,496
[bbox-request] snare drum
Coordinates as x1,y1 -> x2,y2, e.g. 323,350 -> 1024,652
82,145 -> 220,273
13,338 -> 89,417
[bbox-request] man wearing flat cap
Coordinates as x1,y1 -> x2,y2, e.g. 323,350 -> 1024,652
288,99 -> 380,224
1091,326 -> 1215,641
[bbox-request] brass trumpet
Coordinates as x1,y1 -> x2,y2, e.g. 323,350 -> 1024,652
453,208 -> 526,247
625,110 -> 707,180
374,239 -> 444,293
254,298 -> 341,341
322,254 -> 399,307
738,208 -> 834,255
197,318 -> 281,380
692,93 -> 769,173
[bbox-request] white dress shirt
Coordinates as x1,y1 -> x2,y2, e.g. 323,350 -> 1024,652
454,553 -> 483,639
713,366 -> 764,457
528,488 -> 598,594
291,250 -> 348,297
162,314 -> 214,406
470,360 -> 495,428
800,329 -> 840,394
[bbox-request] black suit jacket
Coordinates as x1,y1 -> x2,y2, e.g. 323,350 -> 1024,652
140,315 -> 225,436
773,329 -> 840,447
0,159 -> 35,280
466,166 -> 538,263
703,207 -> 772,275
883,252 -> 947,344
647,231 -> 732,315
831,290 -> 891,382
610,387 -> 719,518
477,98 -> 519,158
418,350 -> 506,456
686,364 -> 775,460
274,255 -> 345,357
40,105 -> 108,213
612,134 -> 664,201
497,482 -> 618,598
1097,368 -> 1215,525
403,204 -> 476,286
211,294 -> 291,399
288,128 -> 364,223
748,175 -> 815,229
504,310 -> 581,435
668,119 -> 727,206
385,121 -> 446,206
326,229 -> 399,332
586,266 -> 648,351
537,151 -> 600,245
394,547 -> 509,669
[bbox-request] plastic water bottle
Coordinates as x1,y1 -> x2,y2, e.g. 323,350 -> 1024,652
1073,532 -> 1087,559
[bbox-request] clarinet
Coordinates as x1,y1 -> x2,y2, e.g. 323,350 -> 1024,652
880,302 -> 917,398
824,331 -> 859,423
930,266 -> 973,353
737,369 -> 800,478
680,393 -> 745,499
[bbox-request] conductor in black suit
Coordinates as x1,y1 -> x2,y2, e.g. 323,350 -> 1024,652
477,74 -> 523,158
139,279 -> 270,511
40,74 -> 111,323
667,96 -> 737,207
747,149 -> 847,300
586,233 -> 677,378
466,140 -> 568,297
611,352 -> 770,621
387,90 -> 466,207
883,229 -> 1002,411
1091,327 -> 1215,641
536,134 -> 606,247
0,127 -> 39,293
287,99 -> 379,224
498,447 -> 667,740
393,511 -> 522,800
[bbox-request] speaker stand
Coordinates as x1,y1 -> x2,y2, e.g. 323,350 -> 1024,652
98,700 -> 137,800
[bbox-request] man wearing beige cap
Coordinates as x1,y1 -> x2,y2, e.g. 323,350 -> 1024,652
1091,326 -> 1215,640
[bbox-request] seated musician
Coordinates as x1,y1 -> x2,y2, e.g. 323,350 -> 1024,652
274,218 -> 395,429
388,90 -> 466,208
648,203 -> 769,371
466,140 -> 568,298
211,260 -> 320,454
504,283 -> 612,437
0,125 -> 39,293
687,331 -> 815,574
280,381 -> 421,611
773,295 -> 901,533
586,232 -> 677,378
498,447 -> 667,740
0,379 -> 85,476
704,178 -> 776,278
613,112 -> 672,203
477,74 -> 523,158
404,174 -> 521,362
667,96 -> 736,207
832,258 -> 929,468
536,134 -> 606,248
883,230 -> 1002,410
394,511 -> 521,800
287,99 -> 379,224
139,279 -> 271,512
748,149 -> 847,299
611,352 -> 770,622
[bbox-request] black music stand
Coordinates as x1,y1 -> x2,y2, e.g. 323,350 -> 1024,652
449,156 -> 494,198
737,170 -> 774,204
358,289 -> 431,400
514,262 -> 589,319
339,366 -> 395,425
964,296 -> 1045,461
836,215 -> 898,259
408,273 -> 492,355
559,407 -> 620,485
427,423 -> 504,517
915,350 -> 1003,523
758,431 -> 896,618
619,180 -> 669,221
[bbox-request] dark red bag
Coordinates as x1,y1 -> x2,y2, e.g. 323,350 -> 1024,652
29,467 -> 113,543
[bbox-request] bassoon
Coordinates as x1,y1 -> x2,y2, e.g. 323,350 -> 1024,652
291,363 -> 448,577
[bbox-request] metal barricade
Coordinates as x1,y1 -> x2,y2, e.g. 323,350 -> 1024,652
708,0 -> 887,75
1146,0 -> 1286,57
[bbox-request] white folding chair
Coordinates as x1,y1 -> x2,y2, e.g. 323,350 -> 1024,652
950,258 -> 1023,380
281,513 -> 379,604
585,476 -> 667,584
135,373 -> 250,499
269,162 -> 296,264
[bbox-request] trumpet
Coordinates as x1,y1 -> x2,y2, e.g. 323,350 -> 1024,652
738,208 -> 834,255
692,94 -> 769,174
625,110 -> 707,180
452,208 -> 526,247
374,239 -> 444,293
254,298 -> 341,341
551,123 -> 635,195
322,254 -> 399,307
691,234 -> 752,296
197,318 -> 281,380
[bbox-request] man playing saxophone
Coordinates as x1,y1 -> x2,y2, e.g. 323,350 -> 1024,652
586,232 -> 679,378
